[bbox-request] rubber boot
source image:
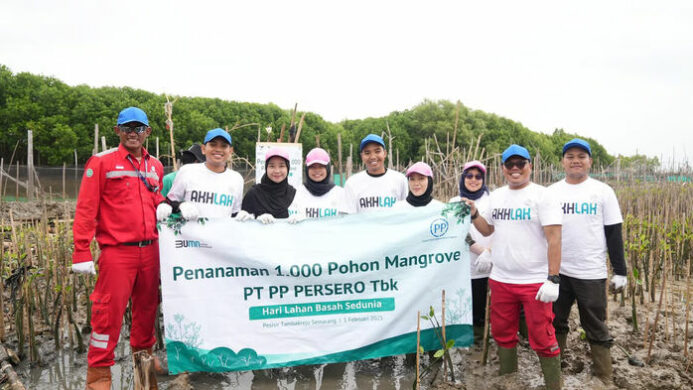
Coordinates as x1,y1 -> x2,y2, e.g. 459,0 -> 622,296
539,356 -> 562,390
518,311 -> 528,340
590,343 -> 613,384
555,333 -> 568,369
497,346 -> 518,375
85,366 -> 111,390
132,347 -> 159,390
473,326 -> 485,345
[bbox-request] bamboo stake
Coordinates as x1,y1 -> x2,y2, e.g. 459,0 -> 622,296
648,260 -> 667,363
481,283 -> 492,365
442,289 -> 447,381
294,113 -> 306,143
684,219 -> 691,357
416,311 -> 421,390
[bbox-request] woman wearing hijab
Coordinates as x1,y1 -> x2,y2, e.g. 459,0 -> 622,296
451,160 -> 492,342
240,147 -> 297,224
290,148 -> 347,219
393,162 -> 441,209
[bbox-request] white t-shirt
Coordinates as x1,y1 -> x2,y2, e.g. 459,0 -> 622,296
343,169 -> 408,214
482,182 -> 562,284
549,177 -> 623,279
167,163 -> 244,218
450,194 -> 493,279
392,198 -> 443,209
289,185 -> 347,219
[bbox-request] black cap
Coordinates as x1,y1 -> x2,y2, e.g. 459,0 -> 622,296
180,144 -> 205,164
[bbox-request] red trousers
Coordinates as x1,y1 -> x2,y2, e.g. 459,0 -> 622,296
489,279 -> 560,357
87,243 -> 160,367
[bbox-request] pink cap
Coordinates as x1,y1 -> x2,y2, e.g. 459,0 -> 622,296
463,160 -> 486,174
305,148 -> 330,166
265,147 -> 290,163
406,162 -> 433,178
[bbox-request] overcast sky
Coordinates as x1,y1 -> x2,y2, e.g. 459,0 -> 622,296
1,1 -> 691,165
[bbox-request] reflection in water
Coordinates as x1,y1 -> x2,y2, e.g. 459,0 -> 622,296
24,341 -> 456,389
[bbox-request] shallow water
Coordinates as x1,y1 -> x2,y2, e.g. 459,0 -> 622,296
21,340 -> 441,389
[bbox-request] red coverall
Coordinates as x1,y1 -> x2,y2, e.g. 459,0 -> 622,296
73,144 -> 164,367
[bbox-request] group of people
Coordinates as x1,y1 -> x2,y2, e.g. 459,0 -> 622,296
73,106 -> 627,390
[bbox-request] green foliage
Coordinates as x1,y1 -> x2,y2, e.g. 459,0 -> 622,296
0,64 -> 614,167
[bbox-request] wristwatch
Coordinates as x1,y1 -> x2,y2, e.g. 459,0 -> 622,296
547,275 -> 560,284
471,209 -> 479,220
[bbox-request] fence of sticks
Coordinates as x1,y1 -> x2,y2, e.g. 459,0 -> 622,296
0,133 -> 691,388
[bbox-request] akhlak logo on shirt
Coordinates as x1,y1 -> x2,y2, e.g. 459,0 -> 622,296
492,208 -> 531,220
359,196 -> 397,209
190,190 -> 234,207
305,207 -> 338,218
562,202 -> 597,215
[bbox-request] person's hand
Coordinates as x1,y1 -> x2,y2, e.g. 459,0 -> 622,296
156,203 -> 172,221
234,210 -> 255,222
610,275 -> 627,293
72,261 -> 96,275
459,197 -> 477,218
287,213 -> 306,224
179,202 -> 199,221
475,249 -> 493,274
535,280 -> 559,302
257,213 -> 276,224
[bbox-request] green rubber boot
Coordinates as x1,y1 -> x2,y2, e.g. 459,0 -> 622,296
556,332 -> 567,363
590,343 -> 613,384
473,326 -> 485,344
539,356 -> 562,390
497,346 -> 518,375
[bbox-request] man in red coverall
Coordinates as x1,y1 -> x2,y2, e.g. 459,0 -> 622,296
72,107 -> 164,389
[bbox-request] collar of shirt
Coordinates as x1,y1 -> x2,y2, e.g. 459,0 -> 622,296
116,144 -> 151,164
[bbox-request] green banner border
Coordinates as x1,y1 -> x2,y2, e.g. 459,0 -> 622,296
165,324 -> 472,374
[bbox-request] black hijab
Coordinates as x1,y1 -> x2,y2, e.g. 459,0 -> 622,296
304,164 -> 335,196
406,177 -> 434,207
241,160 -> 296,218
459,167 -> 489,201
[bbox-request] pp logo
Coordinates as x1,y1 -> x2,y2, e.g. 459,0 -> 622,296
430,218 -> 449,238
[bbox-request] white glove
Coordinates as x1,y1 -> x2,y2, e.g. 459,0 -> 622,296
535,280 -> 560,302
72,261 -> 96,275
179,202 -> 199,221
156,203 -> 172,221
610,275 -> 627,292
287,213 -> 306,224
234,210 -> 255,222
475,249 -> 493,274
257,213 -> 276,224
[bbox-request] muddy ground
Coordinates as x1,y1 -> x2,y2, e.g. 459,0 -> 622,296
3,201 -> 691,389
11,291 -> 692,389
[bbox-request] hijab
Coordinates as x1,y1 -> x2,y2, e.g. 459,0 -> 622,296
459,167 -> 489,201
406,177 -> 434,207
241,158 -> 296,218
304,164 -> 335,196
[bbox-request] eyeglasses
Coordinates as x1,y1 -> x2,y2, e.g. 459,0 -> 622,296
118,125 -> 148,134
503,159 -> 529,169
464,173 -> 483,180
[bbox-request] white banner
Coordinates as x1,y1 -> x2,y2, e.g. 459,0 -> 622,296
159,202 -> 473,374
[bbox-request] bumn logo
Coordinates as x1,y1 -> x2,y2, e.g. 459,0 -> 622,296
429,218 -> 449,238
175,240 -> 212,249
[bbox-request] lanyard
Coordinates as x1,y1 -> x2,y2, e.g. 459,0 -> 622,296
126,155 -> 159,193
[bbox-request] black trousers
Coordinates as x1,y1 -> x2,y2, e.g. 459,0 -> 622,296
472,277 -> 488,327
552,274 -> 613,347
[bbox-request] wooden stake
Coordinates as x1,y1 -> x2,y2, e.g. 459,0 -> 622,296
295,113 -> 306,143
101,136 -> 107,152
481,283 -> 491,365
27,130 -> 34,200
442,289 -> 447,380
416,311 -> 421,390
93,124 -> 99,156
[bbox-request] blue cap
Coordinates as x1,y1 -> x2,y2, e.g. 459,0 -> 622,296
117,107 -> 149,126
502,144 -> 531,163
562,138 -> 591,156
203,128 -> 232,145
359,134 -> 385,152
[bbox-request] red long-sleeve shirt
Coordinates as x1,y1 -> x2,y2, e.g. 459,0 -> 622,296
72,144 -> 165,263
